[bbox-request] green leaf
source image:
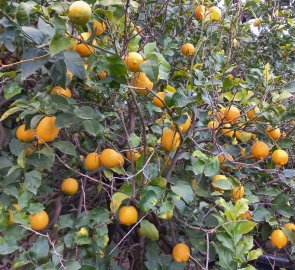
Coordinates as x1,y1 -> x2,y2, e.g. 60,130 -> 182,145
282,81 -> 295,92
66,260 -> 81,270
212,179 -> 233,190
0,156 -> 13,169
110,192 -> 130,213
50,34 -> 70,55
171,91 -> 194,108
130,133 -> 141,147
24,170 -> 42,195
247,248 -> 263,261
139,220 -> 159,241
22,26 -> 45,45
223,78 -> 234,90
83,120 -> 102,136
204,156 -> 220,177
0,237 -> 18,255
233,198 -> 249,218
239,265 -> 257,270
144,42 -> 157,56
171,181 -> 194,204
30,237 -> 49,260
140,54 -> 159,83
139,190 -> 158,212
272,194 -> 294,217
64,51 -> 86,80
74,106 -> 94,120
57,214 -> 75,229
105,55 -> 127,78
53,141 -> 77,156
4,81 -> 22,99
236,221 -> 257,234
27,203 -> 45,214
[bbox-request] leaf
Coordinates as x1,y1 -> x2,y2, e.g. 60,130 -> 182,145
30,237 -> 49,260
0,156 -> 13,169
247,248 -> 263,261
282,81 -> 295,92
204,157 -> 220,177
57,214 -> 75,229
140,54 -> 159,83
130,133 -> 141,147
171,181 -> 194,204
21,48 -> 50,80
74,106 -> 94,120
236,221 -> 257,234
105,55 -> 127,78
3,27 -> 18,52
144,42 -> 157,56
139,220 -> 159,241
3,81 -> 22,99
139,190 -> 158,212
24,170 -> 42,195
83,120 -> 102,136
223,78 -> 234,90
53,141 -> 77,156
64,51 -> 86,80
110,192 -> 130,213
212,179 -> 233,190
50,34 -> 70,55
27,203 -> 45,214
45,56 -> 67,88
239,265 -> 256,270
22,26 -> 45,45
233,198 -> 249,218
272,194 -> 294,217
66,260 -> 81,270
0,238 -> 18,255
171,91 -> 194,108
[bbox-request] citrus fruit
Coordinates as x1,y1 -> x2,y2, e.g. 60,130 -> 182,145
251,141 -> 270,160
173,113 -> 192,133
222,106 -> 240,124
284,223 -> 295,233
100,148 -> 124,168
181,43 -> 195,56
131,72 -> 153,94
253,18 -> 261,27
153,91 -> 166,108
232,186 -> 244,201
36,116 -> 60,144
125,52 -> 144,72
240,148 -> 246,157
78,227 -> 89,237
165,85 -> 176,93
218,154 -> 234,171
30,210 -> 49,231
271,229 -> 288,249
76,32 -> 97,57
266,126 -> 281,141
222,123 -> 234,137
84,152 -> 100,170
98,70 -> 107,79
16,124 -> 35,142
61,178 -> 79,195
9,204 -> 21,225
247,107 -> 260,121
227,74 -> 234,80
212,174 -> 227,191
161,128 -> 181,152
50,86 -> 72,98
118,205 -> 138,226
239,211 -> 252,221
172,243 -> 190,262
68,1 -> 92,25
207,120 -> 219,129
126,150 -> 141,162
195,5 -> 206,20
272,149 -> 288,166
93,19 -> 106,36
209,7 -> 222,21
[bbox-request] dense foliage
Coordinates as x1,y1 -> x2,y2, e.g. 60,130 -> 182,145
0,0 -> 294,269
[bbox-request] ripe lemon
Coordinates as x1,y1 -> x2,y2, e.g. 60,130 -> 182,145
271,229 -> 288,249
181,43 -> 195,56
9,204 -> 21,225
253,18 -> 261,27
76,32 -> 97,57
50,86 -> 71,98
172,243 -> 190,262
266,126 -> 281,141
36,116 -> 60,144
195,5 -> 206,20
209,7 -> 222,21
212,174 -> 227,191
173,114 -> 191,133
239,211 -> 252,221
30,210 -> 49,231
84,152 -> 100,170
232,186 -> 244,201
118,205 -> 138,226
272,149 -> 288,166
247,107 -> 260,121
251,141 -> 270,160
222,106 -> 240,124
126,149 -> 141,162
215,111 -> 225,123
161,128 -> 181,152
131,72 -> 154,94
222,123 -> 234,137
93,20 -> 106,36
98,70 -> 107,79
227,74 -> 234,80
16,124 -> 35,142
100,148 -> 124,168
284,223 -> 295,233
125,52 -> 144,72
207,120 -> 219,129
61,178 -> 79,195
153,92 -> 165,108
218,154 -> 234,171
68,1 -> 92,25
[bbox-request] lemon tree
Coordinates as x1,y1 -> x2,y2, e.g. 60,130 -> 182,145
0,0 -> 294,269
